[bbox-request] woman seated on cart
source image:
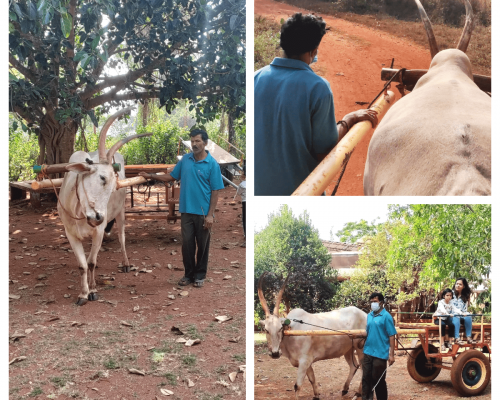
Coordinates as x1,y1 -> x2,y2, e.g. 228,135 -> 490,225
433,288 -> 460,351
451,277 -> 476,345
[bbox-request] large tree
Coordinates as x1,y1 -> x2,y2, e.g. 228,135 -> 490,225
9,0 -> 245,164
254,205 -> 337,316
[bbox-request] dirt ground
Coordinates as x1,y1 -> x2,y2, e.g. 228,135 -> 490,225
255,0 -> 433,195
9,183 -> 246,400
254,342 -> 491,400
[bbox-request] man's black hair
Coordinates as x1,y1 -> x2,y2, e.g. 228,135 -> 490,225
280,13 -> 327,58
369,292 -> 384,302
190,129 -> 209,144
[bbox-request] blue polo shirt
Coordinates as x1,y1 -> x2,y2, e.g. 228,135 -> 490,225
170,151 -> 224,216
364,308 -> 397,360
254,58 -> 338,195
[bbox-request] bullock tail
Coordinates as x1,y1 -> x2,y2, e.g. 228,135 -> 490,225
105,219 -> 116,236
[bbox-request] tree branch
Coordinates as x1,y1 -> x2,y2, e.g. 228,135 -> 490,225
9,55 -> 37,81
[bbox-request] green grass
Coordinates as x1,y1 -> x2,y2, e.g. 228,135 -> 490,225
28,387 -> 43,397
254,15 -> 282,71
181,354 -> 197,367
186,324 -> 204,340
232,353 -> 245,363
50,375 -> 70,388
164,372 -> 177,386
254,332 -> 266,344
104,358 -> 119,369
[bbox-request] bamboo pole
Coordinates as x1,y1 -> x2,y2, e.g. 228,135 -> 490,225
31,179 -> 64,191
292,90 -> 396,196
283,328 -> 427,337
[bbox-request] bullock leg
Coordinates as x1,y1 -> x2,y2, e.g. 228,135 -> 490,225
294,359 -> 313,400
306,365 -> 320,399
353,347 -> 364,399
116,208 -> 131,272
341,349 -> 358,397
66,232 -> 90,306
86,229 -> 104,301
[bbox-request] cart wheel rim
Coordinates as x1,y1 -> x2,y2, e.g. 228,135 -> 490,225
461,358 -> 487,389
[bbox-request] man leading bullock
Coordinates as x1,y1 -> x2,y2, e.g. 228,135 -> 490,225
139,129 -> 224,288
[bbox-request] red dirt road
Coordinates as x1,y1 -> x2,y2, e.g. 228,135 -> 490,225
255,0 -> 432,195
9,185 -> 246,399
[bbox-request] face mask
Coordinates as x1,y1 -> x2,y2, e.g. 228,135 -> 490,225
371,302 -> 380,312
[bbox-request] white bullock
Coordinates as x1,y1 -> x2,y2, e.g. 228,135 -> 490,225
258,273 -> 367,399
58,108 -> 151,305
364,0 -> 490,195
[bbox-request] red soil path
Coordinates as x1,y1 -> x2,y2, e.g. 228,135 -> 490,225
255,0 -> 432,195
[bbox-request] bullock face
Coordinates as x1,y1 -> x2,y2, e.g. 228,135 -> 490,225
260,315 -> 286,359
66,162 -> 117,227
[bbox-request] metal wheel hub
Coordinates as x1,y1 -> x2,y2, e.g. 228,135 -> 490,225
462,361 -> 482,386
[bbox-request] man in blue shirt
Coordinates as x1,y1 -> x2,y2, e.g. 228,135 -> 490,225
139,129 -> 224,288
362,292 -> 397,400
254,13 -> 378,195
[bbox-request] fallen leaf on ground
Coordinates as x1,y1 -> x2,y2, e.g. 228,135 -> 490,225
18,285 -> 28,290
215,315 -> 232,323
179,291 -> 188,296
171,251 -> 177,255
216,380 -> 230,387
171,326 -> 184,335
25,328 -> 34,334
9,356 -> 27,365
128,368 -> 145,376
10,333 -> 26,341
173,308 -> 179,311
160,388 -> 174,396
9,294 -> 21,300
176,338 -> 187,343
121,321 -> 133,327
64,294 -> 70,298
229,336 -> 241,343
167,264 -> 172,269
223,275 -> 232,280
133,306 -> 140,312
229,372 -> 237,382
168,295 -> 175,300
37,274 -> 47,280
48,316 -> 59,322
187,379 -> 195,388
185,339 -> 201,347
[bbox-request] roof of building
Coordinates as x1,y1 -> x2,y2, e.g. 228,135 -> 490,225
322,240 -> 360,253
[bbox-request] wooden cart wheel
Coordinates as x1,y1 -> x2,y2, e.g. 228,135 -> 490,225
451,350 -> 491,397
407,344 -> 442,383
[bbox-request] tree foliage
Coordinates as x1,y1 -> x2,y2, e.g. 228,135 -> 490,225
333,205 -> 491,312
254,205 -> 337,318
333,218 -> 381,243
9,0 -> 245,163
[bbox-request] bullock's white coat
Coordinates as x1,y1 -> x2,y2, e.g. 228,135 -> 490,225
58,150 -> 129,303
364,50 -> 490,195
263,306 -> 367,399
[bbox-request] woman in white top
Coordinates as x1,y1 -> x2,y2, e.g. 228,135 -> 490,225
433,288 -> 462,351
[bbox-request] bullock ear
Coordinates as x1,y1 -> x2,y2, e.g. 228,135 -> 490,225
66,163 -> 95,173
259,320 -> 265,327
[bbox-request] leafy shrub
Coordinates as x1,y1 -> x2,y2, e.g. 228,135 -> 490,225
9,126 -> 38,182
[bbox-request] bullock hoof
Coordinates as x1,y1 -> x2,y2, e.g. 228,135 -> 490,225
88,292 -> 99,301
341,391 -> 348,396
76,298 -> 88,306
121,265 -> 131,273
313,397 -> 320,400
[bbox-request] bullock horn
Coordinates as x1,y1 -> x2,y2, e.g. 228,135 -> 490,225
273,274 -> 290,316
414,0 -> 440,59
106,132 -> 153,164
258,273 -> 271,317
456,0 -> 473,53
98,107 -> 134,162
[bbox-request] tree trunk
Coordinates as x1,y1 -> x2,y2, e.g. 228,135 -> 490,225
227,111 -> 236,156
142,99 -> 149,126
38,115 -> 78,165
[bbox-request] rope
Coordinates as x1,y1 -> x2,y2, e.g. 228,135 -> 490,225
330,68 -> 406,195
46,173 -> 86,220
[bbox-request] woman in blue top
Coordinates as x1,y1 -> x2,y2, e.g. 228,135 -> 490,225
451,277 -> 476,345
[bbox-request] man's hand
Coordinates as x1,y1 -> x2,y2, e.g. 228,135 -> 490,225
344,109 -> 379,129
204,215 -> 214,230
388,354 -> 395,366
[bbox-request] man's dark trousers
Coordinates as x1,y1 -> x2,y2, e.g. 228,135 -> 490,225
362,354 -> 388,400
181,213 -> 211,281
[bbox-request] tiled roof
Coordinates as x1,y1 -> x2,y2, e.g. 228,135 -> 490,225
322,240 -> 360,253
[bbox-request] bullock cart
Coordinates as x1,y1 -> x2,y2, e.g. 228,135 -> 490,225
283,314 -> 491,397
